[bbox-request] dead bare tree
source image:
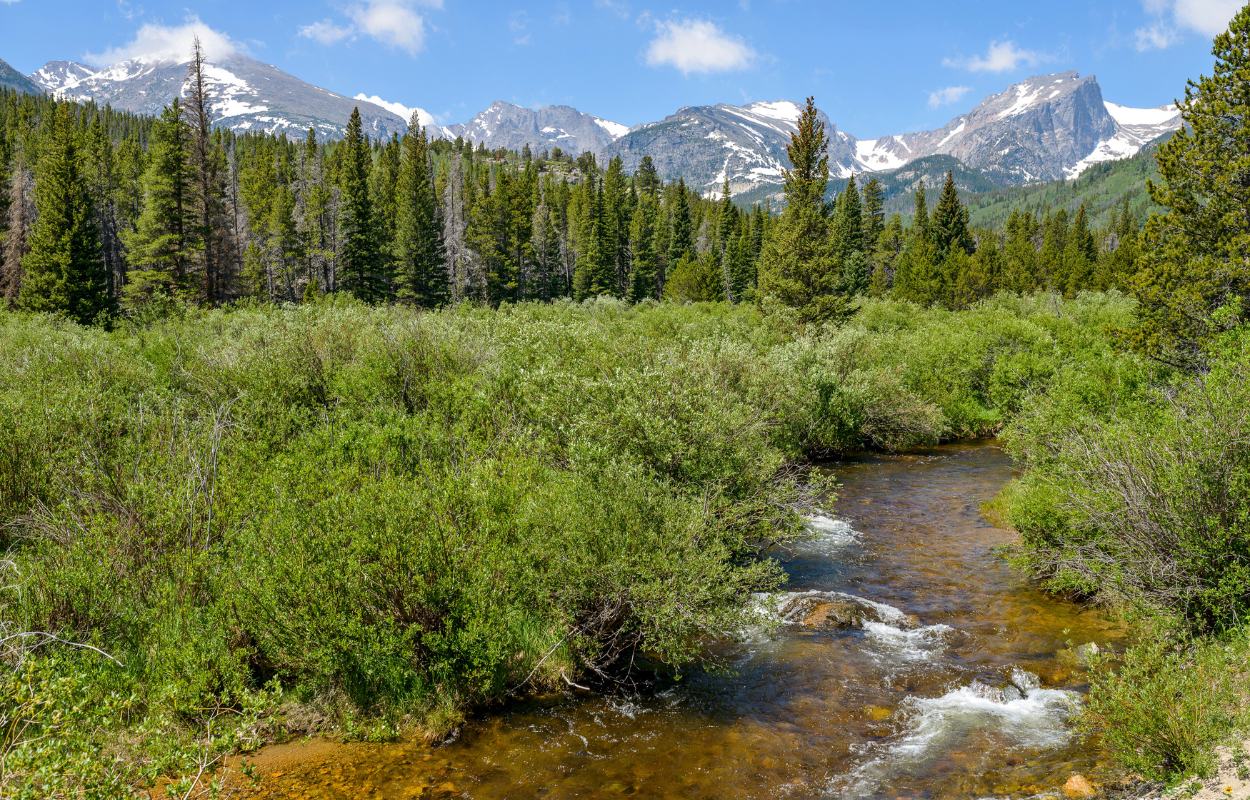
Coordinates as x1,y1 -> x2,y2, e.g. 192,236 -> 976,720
185,35 -> 223,305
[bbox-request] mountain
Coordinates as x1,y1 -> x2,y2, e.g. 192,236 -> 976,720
28,53 -> 410,139
0,56 -> 41,95
605,72 -> 1181,199
964,131 -> 1173,231
853,72 -> 1118,185
444,101 -> 628,156
604,100 -> 826,196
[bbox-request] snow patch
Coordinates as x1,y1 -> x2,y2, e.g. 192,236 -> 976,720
353,94 -> 438,129
1104,101 -> 1181,127
936,120 -> 966,149
593,118 -> 630,139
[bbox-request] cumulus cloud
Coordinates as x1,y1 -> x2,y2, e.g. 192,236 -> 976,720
353,93 -> 440,128
943,40 -> 1051,73
645,18 -> 755,75
85,16 -> 241,65
299,0 -> 441,56
1136,0 -> 1241,50
928,85 -> 971,109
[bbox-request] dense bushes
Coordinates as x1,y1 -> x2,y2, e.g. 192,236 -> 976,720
1006,330 -> 1249,632
1004,328 -> 1250,781
0,292 -> 1138,793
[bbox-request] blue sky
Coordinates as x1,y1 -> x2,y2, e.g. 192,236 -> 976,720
0,0 -> 1240,136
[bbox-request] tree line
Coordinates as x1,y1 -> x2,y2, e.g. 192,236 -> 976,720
0,41 -> 1148,325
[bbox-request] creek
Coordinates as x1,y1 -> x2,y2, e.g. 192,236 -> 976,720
248,442 -> 1124,799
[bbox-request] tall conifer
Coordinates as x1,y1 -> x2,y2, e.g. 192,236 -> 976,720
19,103 -> 110,323
339,107 -> 381,300
394,115 -> 447,306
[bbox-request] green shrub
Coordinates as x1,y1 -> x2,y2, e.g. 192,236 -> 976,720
1005,329 -> 1250,631
1079,631 -> 1249,781
0,292 -> 1140,793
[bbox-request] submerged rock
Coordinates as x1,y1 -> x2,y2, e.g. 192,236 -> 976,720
802,601 -> 865,629
1063,773 -> 1099,799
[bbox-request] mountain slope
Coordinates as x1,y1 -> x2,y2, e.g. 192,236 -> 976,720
606,72 -> 1181,199
963,133 -> 1171,230
0,56 -> 40,95
444,101 -> 627,156
605,100 -> 853,195
29,54 -> 410,139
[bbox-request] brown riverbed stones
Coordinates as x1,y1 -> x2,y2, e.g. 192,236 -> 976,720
1063,773 -> 1099,799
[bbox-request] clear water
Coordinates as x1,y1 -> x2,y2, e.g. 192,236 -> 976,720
245,443 -> 1124,799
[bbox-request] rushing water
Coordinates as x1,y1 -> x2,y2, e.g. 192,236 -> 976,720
245,443 -> 1125,800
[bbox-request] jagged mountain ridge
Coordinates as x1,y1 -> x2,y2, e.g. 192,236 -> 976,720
606,72 -> 1181,197
444,101 -> 628,155
14,48 -> 1180,196
28,53 -> 411,140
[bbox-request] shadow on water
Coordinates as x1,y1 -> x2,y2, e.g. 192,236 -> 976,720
239,442 -> 1125,800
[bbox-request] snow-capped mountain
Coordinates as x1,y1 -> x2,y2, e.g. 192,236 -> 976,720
603,100 -> 834,195
29,53 -> 411,140
443,101 -> 628,156
607,72 -> 1182,196
14,49 -> 1180,195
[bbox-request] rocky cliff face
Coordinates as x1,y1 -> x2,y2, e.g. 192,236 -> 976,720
444,101 -> 627,156
610,72 -> 1179,198
604,100 -> 859,195
29,54 -> 409,140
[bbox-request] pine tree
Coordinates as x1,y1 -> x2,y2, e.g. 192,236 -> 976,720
393,115 -> 447,306
19,103 -> 109,323
372,133 -> 402,293
84,113 -> 123,301
339,107 -> 382,300
573,174 -> 612,299
755,96 -> 853,324
833,173 -> 863,258
930,171 -> 973,262
628,191 -> 658,302
861,177 -> 885,253
910,180 -> 929,241
667,178 -> 694,267
125,99 -> 195,289
1126,5 -> 1250,369
1039,208 -> 1069,291
717,176 -> 739,299
635,155 -> 660,197
1063,204 -> 1097,295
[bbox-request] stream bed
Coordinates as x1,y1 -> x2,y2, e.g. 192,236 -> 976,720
245,442 -> 1125,799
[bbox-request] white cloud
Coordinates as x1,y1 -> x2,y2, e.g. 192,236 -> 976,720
645,18 -> 755,75
1135,0 -> 1241,49
943,40 -> 1051,73
299,0 -> 441,56
928,85 -> 971,109
85,15 -> 242,65
300,19 -> 353,45
353,94 -> 440,128
0,1 -> 21,5
1135,22 -> 1179,49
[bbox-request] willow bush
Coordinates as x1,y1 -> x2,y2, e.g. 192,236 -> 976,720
0,292 -> 1138,794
